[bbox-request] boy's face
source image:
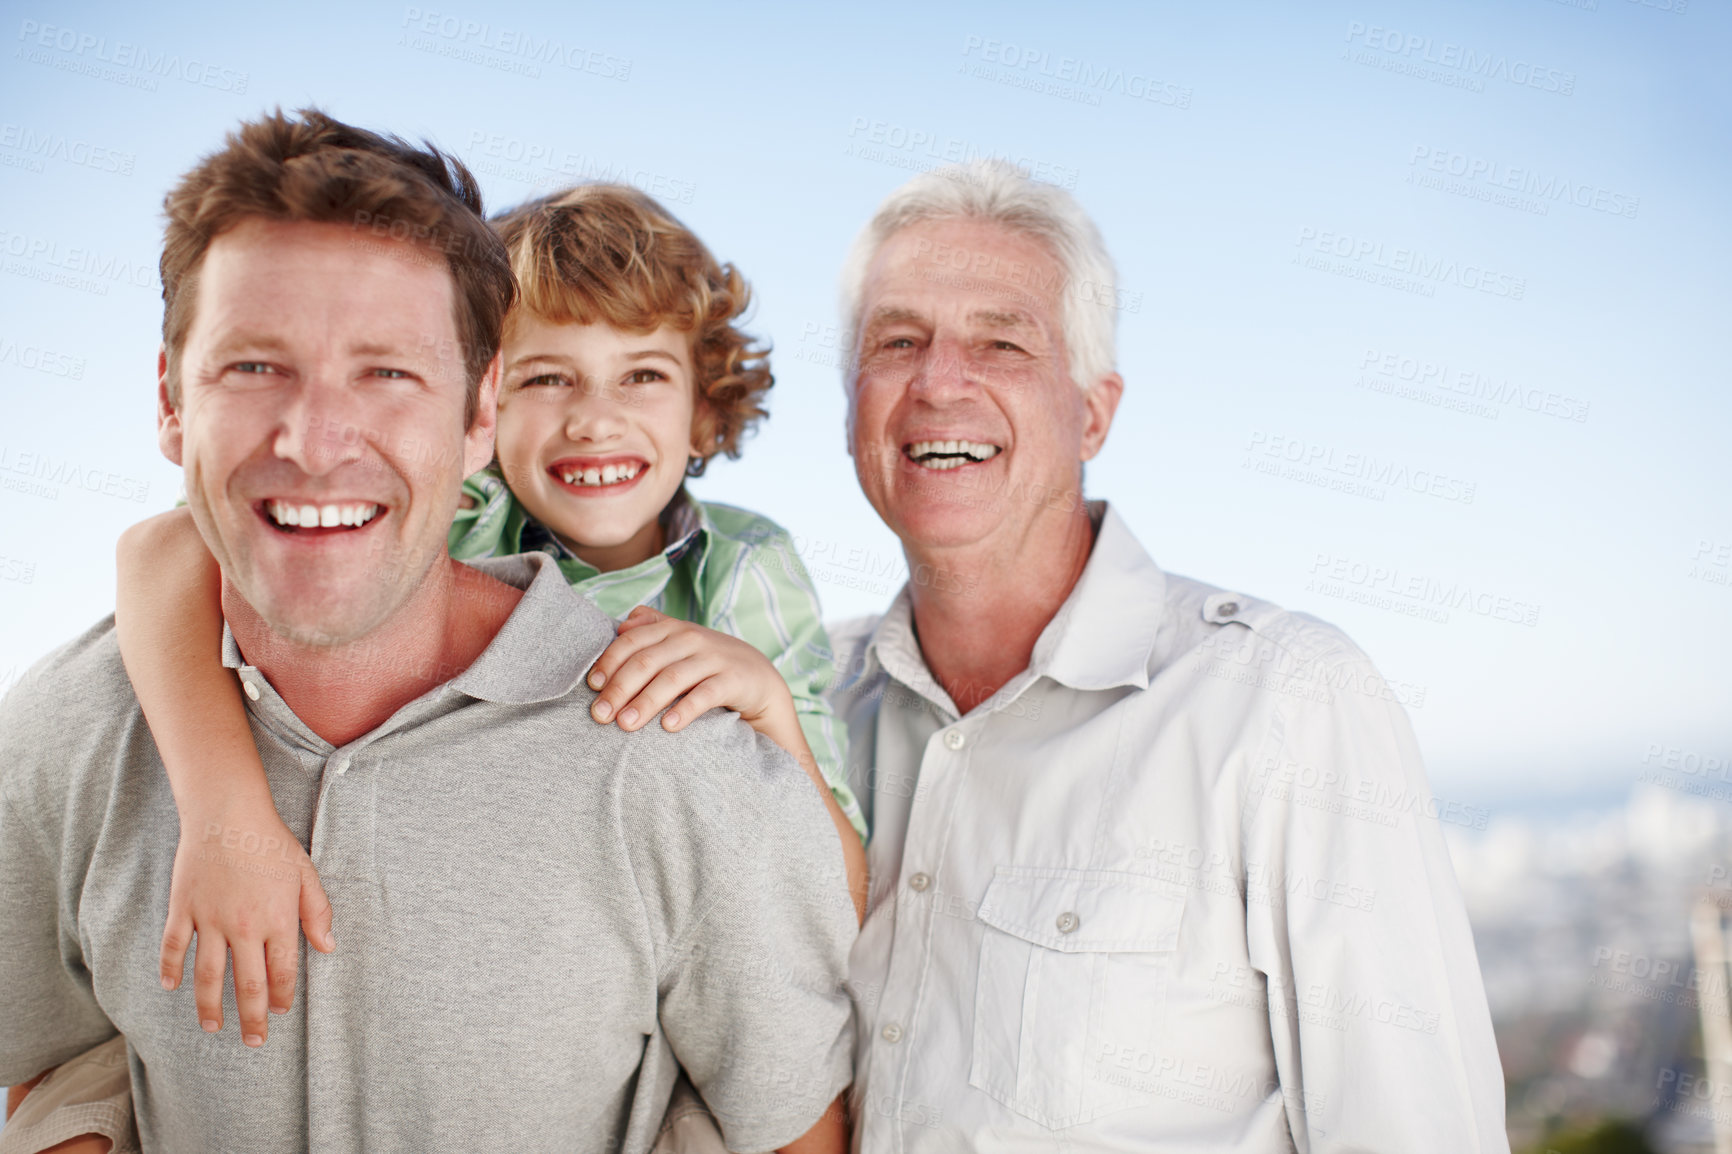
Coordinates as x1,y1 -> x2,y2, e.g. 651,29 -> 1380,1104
495,315 -> 699,572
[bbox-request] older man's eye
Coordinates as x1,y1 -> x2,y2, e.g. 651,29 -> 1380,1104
884,337 -> 917,350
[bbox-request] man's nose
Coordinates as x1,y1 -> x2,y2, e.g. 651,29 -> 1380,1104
908,335 -> 974,403
271,376 -> 372,475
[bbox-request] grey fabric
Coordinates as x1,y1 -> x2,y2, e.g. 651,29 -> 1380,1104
0,552 -> 856,1154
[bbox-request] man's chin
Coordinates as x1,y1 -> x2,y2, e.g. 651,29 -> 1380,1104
232,578 -> 398,650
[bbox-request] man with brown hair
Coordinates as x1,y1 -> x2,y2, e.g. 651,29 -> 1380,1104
0,109 -> 856,1154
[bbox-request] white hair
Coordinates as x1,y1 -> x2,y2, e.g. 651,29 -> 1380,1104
839,158 -> 1119,390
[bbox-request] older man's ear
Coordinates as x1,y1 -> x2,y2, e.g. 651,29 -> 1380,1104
157,346 -> 184,467
1078,371 -> 1125,463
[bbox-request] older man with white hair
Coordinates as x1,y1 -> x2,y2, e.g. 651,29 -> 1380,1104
826,160 -> 1509,1152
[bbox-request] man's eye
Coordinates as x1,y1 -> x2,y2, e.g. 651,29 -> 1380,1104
372,368 -> 412,380
232,362 -> 273,374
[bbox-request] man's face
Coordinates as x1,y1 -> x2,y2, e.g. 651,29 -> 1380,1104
846,217 -> 1120,551
158,218 -> 498,646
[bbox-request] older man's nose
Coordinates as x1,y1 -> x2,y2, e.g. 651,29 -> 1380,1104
272,377 -> 371,474
909,336 -> 974,402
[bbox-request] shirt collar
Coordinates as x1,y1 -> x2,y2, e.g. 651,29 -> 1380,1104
522,484 -> 711,578
223,552 -> 613,709
865,500 -> 1166,705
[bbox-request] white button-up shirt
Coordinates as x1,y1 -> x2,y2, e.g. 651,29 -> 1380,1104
830,503 -> 1507,1153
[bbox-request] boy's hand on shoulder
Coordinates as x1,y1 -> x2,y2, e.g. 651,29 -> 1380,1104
159,799 -> 334,1047
587,606 -> 793,735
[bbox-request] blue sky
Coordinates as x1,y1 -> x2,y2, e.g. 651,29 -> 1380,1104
1,0 -> 1726,811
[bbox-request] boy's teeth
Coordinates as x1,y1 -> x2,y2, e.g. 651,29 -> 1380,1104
558,462 -> 642,487
266,501 -> 380,529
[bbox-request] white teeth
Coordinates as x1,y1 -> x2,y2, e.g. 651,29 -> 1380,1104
557,463 -> 641,487
267,501 -> 380,529
908,439 -> 1000,466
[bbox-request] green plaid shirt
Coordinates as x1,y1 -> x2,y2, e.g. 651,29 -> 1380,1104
449,467 -> 866,841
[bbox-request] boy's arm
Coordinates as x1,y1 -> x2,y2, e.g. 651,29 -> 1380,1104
114,509 -> 334,1047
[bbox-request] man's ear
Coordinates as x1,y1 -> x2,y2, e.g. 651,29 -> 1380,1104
462,352 -> 503,479
157,346 -> 184,466
1078,372 -> 1124,463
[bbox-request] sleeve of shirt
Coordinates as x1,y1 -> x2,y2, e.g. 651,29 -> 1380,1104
1241,648 -> 1508,1153
707,524 -> 867,843
629,717 -> 857,1153
0,673 -> 119,1087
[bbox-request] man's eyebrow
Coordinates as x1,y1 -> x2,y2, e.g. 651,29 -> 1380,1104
863,306 -> 927,329
205,332 -> 292,357
969,309 -> 1037,331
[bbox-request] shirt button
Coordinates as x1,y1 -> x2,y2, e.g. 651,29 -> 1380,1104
1218,600 -> 1240,617
943,729 -> 966,750
335,758 -> 351,776
1056,911 -> 1080,934
909,872 -> 931,892
242,680 -> 261,701
881,1022 -> 904,1044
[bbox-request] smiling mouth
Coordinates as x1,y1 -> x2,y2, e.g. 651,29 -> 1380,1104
549,459 -> 647,491
261,500 -> 383,533
904,440 -> 1002,471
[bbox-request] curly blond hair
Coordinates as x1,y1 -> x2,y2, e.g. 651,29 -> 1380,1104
490,185 -> 772,476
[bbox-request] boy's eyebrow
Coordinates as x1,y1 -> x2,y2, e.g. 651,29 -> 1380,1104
620,349 -> 683,365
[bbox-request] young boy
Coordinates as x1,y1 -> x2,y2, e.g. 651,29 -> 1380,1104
6,184 -> 866,1153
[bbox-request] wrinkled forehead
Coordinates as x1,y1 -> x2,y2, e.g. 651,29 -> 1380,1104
861,218 -> 1066,327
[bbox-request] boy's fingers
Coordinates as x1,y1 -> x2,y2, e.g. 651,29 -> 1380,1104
615,605 -> 667,633
299,865 -> 336,953
159,910 -> 194,990
616,658 -> 712,731
592,634 -> 699,722
232,943 -> 271,1046
265,934 -> 299,1017
192,931 -> 229,1033
586,620 -> 678,695
663,676 -> 728,731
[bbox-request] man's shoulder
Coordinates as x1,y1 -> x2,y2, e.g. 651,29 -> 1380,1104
1159,571 -> 1370,673
0,616 -> 142,826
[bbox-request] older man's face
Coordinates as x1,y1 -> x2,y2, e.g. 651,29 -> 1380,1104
157,218 -> 497,646
847,217 -> 1118,551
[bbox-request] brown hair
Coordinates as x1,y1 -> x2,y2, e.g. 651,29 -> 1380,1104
159,107 -> 515,425
490,185 -> 772,476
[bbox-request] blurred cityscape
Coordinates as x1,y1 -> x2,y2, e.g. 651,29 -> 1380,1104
1454,755 -> 1732,1154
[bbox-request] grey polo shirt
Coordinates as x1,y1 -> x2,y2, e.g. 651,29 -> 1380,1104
0,552 -> 856,1154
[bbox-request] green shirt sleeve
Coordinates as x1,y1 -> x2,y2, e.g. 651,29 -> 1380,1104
698,511 -> 867,844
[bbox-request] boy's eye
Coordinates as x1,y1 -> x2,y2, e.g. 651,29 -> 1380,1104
624,368 -> 667,386
521,373 -> 571,389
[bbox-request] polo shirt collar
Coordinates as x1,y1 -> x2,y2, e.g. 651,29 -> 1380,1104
865,500 -> 1165,704
222,552 -> 612,714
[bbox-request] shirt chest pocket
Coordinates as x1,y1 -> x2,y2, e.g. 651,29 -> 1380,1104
969,867 -> 1187,1128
